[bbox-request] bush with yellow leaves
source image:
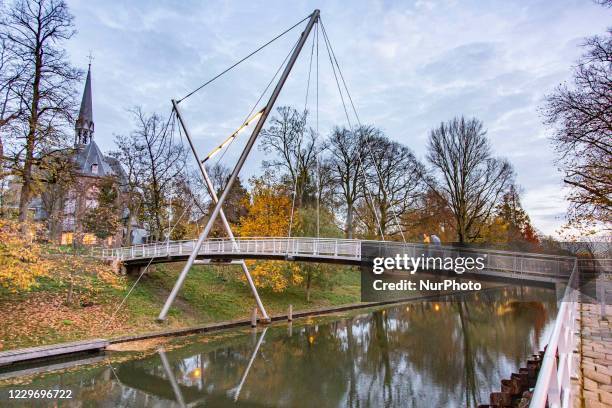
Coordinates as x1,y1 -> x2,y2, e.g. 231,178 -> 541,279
0,220 -> 49,292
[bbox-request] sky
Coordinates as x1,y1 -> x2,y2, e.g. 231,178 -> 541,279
63,0 -> 610,237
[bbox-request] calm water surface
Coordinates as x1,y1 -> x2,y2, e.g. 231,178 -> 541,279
1,286 -> 557,407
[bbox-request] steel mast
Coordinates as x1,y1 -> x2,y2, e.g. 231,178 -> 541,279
158,9 -> 321,321
171,99 -> 270,321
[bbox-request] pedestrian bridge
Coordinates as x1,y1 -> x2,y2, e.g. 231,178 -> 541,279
92,237 -> 574,283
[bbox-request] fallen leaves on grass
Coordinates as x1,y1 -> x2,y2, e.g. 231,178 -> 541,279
0,292 -> 133,350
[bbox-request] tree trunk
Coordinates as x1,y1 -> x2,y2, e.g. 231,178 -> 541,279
18,136 -> 35,228
125,215 -> 133,246
346,203 -> 353,239
18,171 -> 32,224
455,208 -> 466,244
18,45 -> 42,229
0,136 -> 4,181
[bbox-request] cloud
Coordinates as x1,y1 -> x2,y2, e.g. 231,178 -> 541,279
64,0 -> 610,236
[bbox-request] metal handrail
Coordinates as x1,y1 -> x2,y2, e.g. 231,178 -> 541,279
530,259 -> 580,408
93,237 -> 575,259
94,237 -> 363,262
91,237 -> 576,278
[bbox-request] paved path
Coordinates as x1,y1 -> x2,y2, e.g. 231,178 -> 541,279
575,301 -> 612,407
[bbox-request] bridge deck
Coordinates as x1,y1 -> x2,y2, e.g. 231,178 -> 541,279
92,237 -> 576,282
95,237 -> 362,265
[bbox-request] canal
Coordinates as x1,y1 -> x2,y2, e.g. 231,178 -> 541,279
0,285 -> 557,407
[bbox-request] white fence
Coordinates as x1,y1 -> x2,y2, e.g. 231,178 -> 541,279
92,237 -> 576,279
92,237 -> 363,263
367,241 -> 575,279
530,259 -> 580,408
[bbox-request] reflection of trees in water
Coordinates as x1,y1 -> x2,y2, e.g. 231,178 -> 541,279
11,287 -> 556,408
330,287 -> 554,407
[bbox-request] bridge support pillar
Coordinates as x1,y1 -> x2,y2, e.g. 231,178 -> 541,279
125,264 -> 147,276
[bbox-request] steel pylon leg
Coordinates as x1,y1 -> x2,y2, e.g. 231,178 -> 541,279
158,10 -> 320,321
164,100 -> 270,322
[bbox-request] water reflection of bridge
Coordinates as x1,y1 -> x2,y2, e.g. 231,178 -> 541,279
105,288 -> 556,407
116,330 -> 268,407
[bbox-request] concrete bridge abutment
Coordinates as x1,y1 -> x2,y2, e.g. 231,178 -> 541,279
123,264 -> 148,276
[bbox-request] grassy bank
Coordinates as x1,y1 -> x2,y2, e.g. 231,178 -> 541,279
0,258 -> 360,351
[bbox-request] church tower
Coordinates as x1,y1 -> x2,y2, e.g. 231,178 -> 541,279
75,64 -> 94,146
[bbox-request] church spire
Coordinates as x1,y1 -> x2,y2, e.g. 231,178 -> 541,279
75,64 -> 94,146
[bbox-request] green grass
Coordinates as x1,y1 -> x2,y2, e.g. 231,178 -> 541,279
133,262 -> 362,322
0,258 -> 361,349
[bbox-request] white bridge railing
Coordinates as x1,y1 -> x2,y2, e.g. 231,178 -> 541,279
92,237 -> 363,262
530,258 -> 611,408
92,237 -> 576,279
530,259 -> 580,408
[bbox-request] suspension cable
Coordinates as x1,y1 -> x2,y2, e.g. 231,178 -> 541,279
321,19 -> 407,242
211,36 -> 301,169
319,20 -> 385,240
287,24 -> 316,242
177,13 -> 312,103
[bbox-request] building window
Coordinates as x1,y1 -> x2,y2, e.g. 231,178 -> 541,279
63,216 -> 75,229
91,163 -> 98,174
82,233 -> 97,245
61,232 -> 73,245
85,198 -> 98,209
64,198 -> 76,215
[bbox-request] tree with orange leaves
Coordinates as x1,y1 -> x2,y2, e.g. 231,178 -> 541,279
238,174 -> 303,292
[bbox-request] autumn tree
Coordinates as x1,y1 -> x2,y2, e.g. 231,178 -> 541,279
0,219 -> 48,291
239,174 -> 293,237
494,185 -> 539,245
166,179 -> 195,240
543,29 -> 611,233
402,188 -> 456,243
0,0 -> 81,226
427,116 -> 514,243
237,174 -> 303,292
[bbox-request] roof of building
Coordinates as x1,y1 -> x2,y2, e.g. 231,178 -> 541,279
73,141 -> 128,186
72,64 -> 127,186
77,66 -> 93,126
